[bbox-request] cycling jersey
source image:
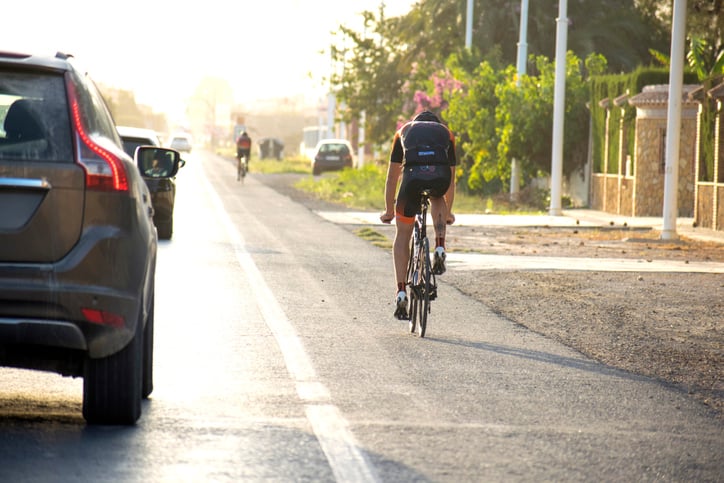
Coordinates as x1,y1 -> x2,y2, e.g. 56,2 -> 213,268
390,120 -> 456,223
390,120 -> 456,167
236,134 -> 252,150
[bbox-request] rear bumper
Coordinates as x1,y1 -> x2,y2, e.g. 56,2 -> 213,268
313,160 -> 353,172
0,277 -> 139,364
0,319 -> 86,350
0,224 -> 152,361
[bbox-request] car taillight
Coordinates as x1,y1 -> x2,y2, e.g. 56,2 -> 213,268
67,84 -> 129,192
81,308 -> 125,328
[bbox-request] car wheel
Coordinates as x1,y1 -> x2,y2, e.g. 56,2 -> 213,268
142,293 -> 154,399
157,219 -> 173,240
82,310 -> 143,425
312,165 -> 321,176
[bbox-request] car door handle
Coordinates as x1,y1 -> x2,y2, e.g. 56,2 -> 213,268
0,177 -> 52,190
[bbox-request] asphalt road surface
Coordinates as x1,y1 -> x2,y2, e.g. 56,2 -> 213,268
0,150 -> 720,482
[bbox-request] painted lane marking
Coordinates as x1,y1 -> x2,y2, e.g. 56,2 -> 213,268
200,165 -> 379,483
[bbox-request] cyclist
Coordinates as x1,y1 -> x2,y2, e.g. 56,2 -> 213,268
236,130 -> 252,171
379,111 -> 456,319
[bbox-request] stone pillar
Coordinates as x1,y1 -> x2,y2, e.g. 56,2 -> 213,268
628,85 -> 699,217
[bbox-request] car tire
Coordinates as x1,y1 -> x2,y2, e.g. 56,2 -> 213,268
312,165 -> 321,176
142,293 -> 154,399
82,310 -> 143,425
157,219 -> 173,240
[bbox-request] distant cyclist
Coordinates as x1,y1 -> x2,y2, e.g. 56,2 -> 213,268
236,130 -> 252,169
379,111 -> 456,319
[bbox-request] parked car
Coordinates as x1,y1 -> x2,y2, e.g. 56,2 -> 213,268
311,139 -> 354,175
117,126 -> 185,239
0,51 -> 181,425
117,125 -> 163,152
168,133 -> 192,153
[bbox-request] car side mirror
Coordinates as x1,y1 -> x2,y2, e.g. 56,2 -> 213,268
136,147 -> 181,178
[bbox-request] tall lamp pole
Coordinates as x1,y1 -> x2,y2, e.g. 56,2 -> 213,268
661,0 -> 688,240
549,0 -> 568,216
465,0 -> 473,49
511,0 -> 529,200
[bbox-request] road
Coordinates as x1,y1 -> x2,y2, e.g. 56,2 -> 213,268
0,150 -> 721,482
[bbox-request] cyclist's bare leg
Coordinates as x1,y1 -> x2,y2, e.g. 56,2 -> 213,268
392,219 -> 414,319
430,196 -> 449,275
430,197 -> 448,247
393,221 -> 414,289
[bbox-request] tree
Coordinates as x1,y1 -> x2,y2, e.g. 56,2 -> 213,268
100,86 -> 168,134
187,77 -> 233,148
330,0 -> 671,151
447,52 -> 594,192
330,0 -> 680,196
102,88 -> 145,127
331,8 -> 409,146
687,36 -> 724,81
445,60 -> 503,193
637,0 -> 723,53
398,0 -> 668,74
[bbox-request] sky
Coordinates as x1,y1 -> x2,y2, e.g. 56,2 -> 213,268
6,0 -> 417,121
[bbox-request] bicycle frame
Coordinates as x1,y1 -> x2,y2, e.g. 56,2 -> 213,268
406,190 -> 437,337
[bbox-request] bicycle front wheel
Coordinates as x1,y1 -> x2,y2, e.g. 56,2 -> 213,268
416,237 -> 431,338
406,240 -> 417,334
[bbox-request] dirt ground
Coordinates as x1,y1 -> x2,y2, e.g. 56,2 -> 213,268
444,225 -> 723,420
258,173 -> 724,420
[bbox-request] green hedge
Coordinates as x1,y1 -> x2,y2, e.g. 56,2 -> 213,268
589,67 -> 699,174
696,77 -> 720,182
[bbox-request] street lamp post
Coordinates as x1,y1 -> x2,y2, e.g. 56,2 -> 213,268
511,0 -> 529,201
661,0 -> 688,240
549,0 -> 568,216
465,0 -> 473,50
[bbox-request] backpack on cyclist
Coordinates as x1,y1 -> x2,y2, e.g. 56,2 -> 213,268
237,133 -> 251,150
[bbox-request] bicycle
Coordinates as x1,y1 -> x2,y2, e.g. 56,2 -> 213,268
405,189 -> 437,338
236,153 -> 248,182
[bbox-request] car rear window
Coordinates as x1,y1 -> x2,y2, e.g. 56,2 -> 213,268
120,136 -> 157,158
320,143 -> 350,154
0,71 -> 73,162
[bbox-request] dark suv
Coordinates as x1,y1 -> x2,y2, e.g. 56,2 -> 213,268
0,51 -> 181,424
118,126 -> 185,239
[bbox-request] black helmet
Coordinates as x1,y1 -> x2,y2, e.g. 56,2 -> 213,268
413,111 -> 440,123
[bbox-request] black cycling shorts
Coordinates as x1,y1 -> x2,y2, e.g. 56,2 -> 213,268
395,164 -> 451,224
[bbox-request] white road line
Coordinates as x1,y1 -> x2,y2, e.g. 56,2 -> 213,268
200,167 -> 379,483
306,405 -> 381,483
